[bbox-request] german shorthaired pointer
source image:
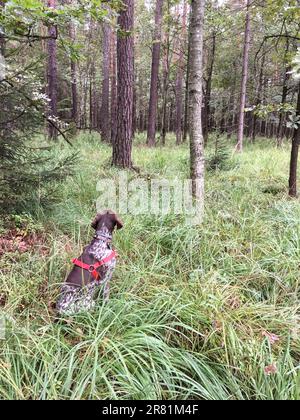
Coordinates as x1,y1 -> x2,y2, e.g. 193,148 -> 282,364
56,210 -> 123,316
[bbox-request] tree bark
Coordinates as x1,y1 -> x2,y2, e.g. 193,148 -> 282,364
100,17 -> 112,142
203,31 -> 216,145
277,40 -> 291,147
69,21 -> 78,126
137,69 -> 145,133
112,0 -> 134,168
289,82 -> 300,197
0,1 -> 5,57
147,0 -> 164,146
251,51 -> 265,142
110,30 -> 117,144
160,0 -> 171,145
183,6 -> 192,142
236,0 -> 250,152
175,0 -> 187,145
89,63 -> 96,131
46,0 -> 58,139
189,0 -> 205,203
160,39 -> 169,145
227,61 -> 237,138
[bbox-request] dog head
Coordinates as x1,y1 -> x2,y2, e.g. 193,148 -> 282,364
91,210 -> 123,233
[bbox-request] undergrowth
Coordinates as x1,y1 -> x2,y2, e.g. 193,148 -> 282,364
0,133 -> 299,400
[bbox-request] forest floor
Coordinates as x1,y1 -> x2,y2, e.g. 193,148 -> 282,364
0,132 -> 300,400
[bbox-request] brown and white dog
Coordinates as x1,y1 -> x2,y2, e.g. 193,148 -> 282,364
56,210 -> 123,316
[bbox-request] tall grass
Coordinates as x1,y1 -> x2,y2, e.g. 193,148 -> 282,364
0,133 -> 299,400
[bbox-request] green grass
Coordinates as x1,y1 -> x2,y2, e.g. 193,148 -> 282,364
0,132 -> 300,400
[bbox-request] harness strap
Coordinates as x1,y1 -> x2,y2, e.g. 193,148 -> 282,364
72,250 -> 117,281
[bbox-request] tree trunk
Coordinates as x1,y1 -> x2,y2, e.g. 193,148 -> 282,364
252,51 -> 265,142
236,0 -> 250,152
289,83 -> 300,197
69,21 -> 78,126
137,70 -> 145,133
175,63 -> 184,144
277,66 -> 291,146
100,18 -> 112,142
0,1 -> 5,57
147,0 -> 164,146
89,72 -> 93,132
203,31 -> 216,145
160,41 -> 169,145
112,0 -> 134,168
227,61 -> 237,138
183,6 -> 192,142
160,0 -> 171,145
89,63 -> 96,131
47,0 -> 58,139
189,0 -> 205,203
133,86 -> 138,137
110,30 -> 117,144
175,0 -> 187,145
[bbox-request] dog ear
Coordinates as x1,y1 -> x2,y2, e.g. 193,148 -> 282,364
107,210 -> 123,230
114,213 -> 123,230
91,213 -> 103,230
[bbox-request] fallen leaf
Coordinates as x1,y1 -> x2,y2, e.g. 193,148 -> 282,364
212,320 -> 222,331
264,364 -> 277,375
262,331 -> 280,345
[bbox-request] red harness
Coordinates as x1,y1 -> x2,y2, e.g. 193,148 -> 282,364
72,250 -> 117,281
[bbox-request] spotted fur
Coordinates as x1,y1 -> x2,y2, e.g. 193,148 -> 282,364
56,212 -> 122,316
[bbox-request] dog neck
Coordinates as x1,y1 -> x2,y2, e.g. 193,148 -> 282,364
89,227 -> 112,261
93,226 -> 112,242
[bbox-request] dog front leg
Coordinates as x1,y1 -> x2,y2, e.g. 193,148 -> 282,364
103,280 -> 110,303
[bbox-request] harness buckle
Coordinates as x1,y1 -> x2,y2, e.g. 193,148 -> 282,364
88,265 -> 95,273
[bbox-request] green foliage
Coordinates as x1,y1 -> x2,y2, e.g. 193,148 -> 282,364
286,112 -> 300,129
291,48 -> 300,82
206,134 -> 234,171
0,47 -> 77,212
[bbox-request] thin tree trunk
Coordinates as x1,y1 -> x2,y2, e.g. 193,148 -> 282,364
203,31 -> 216,145
89,63 -> 96,131
147,0 -> 164,146
100,18 -> 112,142
227,61 -> 237,138
160,0 -> 171,145
236,0 -> 250,152
160,47 -> 169,145
169,98 -> 175,133
69,22 -> 78,126
47,0 -> 58,139
112,0 -> 134,168
277,52 -> 291,147
0,1 -> 5,57
175,0 -> 187,145
133,83 -> 137,137
89,71 -> 93,132
137,70 -> 145,133
252,51 -> 265,142
110,30 -> 117,144
183,6 -> 192,142
289,82 -> 300,197
189,0 -> 205,203
83,72 -> 88,128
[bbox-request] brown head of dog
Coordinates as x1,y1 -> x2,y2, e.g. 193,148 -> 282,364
91,210 -> 123,233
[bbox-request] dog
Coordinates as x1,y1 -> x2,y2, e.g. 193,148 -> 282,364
56,210 -> 123,316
